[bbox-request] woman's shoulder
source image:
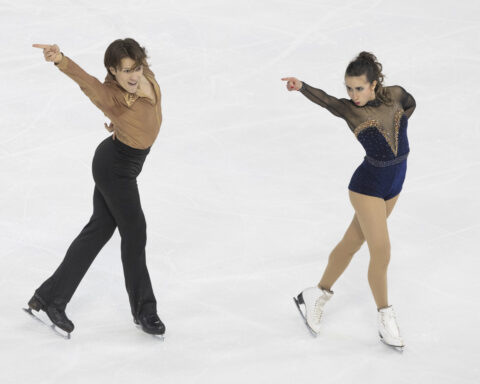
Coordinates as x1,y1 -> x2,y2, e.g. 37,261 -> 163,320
385,85 -> 408,100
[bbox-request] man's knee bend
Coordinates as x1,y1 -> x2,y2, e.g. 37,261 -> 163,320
122,222 -> 147,245
120,218 -> 146,236
100,217 -> 116,232
88,217 -> 116,237
122,232 -> 147,247
101,226 -> 116,240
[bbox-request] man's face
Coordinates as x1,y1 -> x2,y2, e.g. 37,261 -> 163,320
110,57 -> 143,94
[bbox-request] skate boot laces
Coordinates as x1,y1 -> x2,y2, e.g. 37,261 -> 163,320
312,296 -> 326,324
380,307 -> 400,337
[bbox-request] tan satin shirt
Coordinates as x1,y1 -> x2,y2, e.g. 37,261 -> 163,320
56,56 -> 162,149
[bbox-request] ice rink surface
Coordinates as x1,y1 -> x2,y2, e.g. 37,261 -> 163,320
1,0 -> 479,383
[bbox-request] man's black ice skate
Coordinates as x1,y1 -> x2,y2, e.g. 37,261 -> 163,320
24,294 -> 74,338
134,313 -> 166,336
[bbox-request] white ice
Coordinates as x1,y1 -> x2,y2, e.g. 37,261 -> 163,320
1,0 -> 479,383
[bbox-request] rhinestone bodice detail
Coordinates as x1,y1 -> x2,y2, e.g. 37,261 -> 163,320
354,112 -> 410,161
298,83 -> 416,162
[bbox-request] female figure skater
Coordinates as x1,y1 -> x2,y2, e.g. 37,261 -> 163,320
27,39 -> 165,336
282,52 -> 416,349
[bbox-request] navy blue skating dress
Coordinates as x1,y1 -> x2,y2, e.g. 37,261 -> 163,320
300,83 -> 416,200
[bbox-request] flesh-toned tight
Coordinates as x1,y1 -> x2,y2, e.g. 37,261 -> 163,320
318,191 -> 400,309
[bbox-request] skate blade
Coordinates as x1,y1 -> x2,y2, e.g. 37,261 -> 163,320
134,324 -> 165,341
293,297 -> 318,338
22,308 -> 71,340
379,334 -> 404,352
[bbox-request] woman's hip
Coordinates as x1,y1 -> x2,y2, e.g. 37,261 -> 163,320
348,159 -> 407,200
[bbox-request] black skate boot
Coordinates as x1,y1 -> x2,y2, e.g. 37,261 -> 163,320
134,313 -> 166,336
27,294 -> 75,334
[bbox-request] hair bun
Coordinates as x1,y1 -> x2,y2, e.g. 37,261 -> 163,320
357,51 -> 377,63
357,51 -> 382,78
345,51 -> 390,104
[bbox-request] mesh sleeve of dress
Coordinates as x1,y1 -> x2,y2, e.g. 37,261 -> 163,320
299,82 -> 353,121
387,85 -> 416,118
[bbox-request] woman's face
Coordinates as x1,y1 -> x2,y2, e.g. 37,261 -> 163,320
345,75 -> 377,106
110,57 -> 143,94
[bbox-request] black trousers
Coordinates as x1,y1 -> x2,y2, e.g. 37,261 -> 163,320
35,136 -> 157,318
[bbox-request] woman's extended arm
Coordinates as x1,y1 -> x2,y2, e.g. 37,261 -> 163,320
282,77 -> 351,119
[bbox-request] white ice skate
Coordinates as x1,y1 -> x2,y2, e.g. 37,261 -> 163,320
293,286 -> 333,336
378,306 -> 405,351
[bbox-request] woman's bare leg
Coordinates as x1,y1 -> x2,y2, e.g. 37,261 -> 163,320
318,214 -> 364,291
348,191 -> 399,309
318,193 -> 399,307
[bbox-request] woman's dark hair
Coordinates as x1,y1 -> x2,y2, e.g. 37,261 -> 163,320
104,38 -> 148,76
345,51 -> 391,104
